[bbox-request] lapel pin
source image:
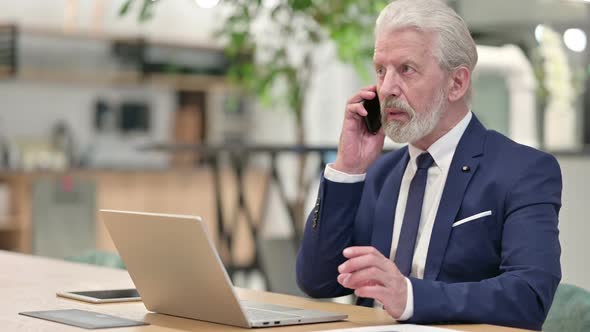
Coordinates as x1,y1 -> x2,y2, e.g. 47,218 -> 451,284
462,166 -> 470,172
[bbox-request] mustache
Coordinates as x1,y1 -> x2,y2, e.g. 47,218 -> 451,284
380,97 -> 415,118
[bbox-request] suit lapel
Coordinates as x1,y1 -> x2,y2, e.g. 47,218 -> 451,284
423,115 -> 487,280
371,149 -> 410,258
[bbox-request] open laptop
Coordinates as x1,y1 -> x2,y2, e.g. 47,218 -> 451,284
100,209 -> 347,328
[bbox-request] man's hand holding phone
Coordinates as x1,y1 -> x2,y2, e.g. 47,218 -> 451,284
333,85 -> 385,175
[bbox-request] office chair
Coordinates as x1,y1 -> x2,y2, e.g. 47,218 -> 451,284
543,283 -> 590,332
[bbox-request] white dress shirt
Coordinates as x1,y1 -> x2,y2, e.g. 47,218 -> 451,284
323,111 -> 472,320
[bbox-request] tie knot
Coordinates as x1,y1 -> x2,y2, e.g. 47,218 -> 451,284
416,152 -> 434,170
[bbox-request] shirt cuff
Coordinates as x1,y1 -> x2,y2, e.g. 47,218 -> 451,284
396,277 -> 414,321
323,164 -> 366,183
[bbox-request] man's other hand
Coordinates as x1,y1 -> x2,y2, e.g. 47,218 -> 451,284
337,246 -> 407,319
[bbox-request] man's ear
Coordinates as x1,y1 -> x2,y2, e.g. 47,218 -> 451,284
447,66 -> 471,102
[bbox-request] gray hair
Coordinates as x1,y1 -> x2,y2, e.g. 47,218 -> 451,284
375,0 -> 478,100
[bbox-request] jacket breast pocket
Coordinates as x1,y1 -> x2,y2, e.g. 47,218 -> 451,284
451,210 -> 492,228
443,210 -> 500,279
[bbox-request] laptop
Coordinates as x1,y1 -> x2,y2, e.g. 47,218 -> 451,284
100,209 -> 348,328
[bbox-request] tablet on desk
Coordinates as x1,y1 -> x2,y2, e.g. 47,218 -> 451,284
56,288 -> 141,303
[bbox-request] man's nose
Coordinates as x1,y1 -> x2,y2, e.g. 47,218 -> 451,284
380,71 -> 402,98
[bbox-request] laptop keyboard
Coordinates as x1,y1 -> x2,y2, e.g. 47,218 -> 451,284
244,308 -> 301,321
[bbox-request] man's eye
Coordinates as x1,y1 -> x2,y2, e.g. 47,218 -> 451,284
402,65 -> 415,74
376,67 -> 385,76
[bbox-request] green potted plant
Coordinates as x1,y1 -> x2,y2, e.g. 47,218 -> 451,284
120,0 -> 389,228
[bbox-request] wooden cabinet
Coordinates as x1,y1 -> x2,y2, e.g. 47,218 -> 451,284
0,168 -> 269,266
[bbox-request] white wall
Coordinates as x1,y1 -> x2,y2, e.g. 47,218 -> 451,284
554,157 -> 590,291
0,80 -> 175,167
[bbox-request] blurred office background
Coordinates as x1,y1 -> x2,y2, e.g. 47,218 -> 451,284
0,0 -> 589,304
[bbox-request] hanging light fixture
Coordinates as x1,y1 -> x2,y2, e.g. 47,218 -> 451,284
563,28 -> 587,52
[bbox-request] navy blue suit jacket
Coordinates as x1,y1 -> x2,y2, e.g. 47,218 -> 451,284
296,115 -> 562,330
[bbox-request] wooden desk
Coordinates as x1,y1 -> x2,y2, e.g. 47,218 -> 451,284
0,251 -> 530,332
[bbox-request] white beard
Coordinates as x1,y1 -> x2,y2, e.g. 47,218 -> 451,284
381,88 -> 447,144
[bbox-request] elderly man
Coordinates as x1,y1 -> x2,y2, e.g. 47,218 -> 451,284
296,0 -> 562,330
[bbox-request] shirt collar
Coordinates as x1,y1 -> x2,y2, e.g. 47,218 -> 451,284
408,111 -> 473,172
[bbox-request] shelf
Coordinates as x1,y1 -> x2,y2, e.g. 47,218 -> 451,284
18,25 -> 224,53
148,73 -> 227,91
16,67 -> 138,83
1,66 -> 227,91
0,24 -> 232,90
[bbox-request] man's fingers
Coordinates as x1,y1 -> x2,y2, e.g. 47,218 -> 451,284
342,246 -> 382,259
346,89 -> 377,105
345,103 -> 368,118
354,285 -> 389,304
337,273 -> 351,286
338,252 -> 389,274
339,266 -> 389,289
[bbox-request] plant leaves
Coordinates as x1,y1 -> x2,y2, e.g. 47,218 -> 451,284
119,0 -> 133,16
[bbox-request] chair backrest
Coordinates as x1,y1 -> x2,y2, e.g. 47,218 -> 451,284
543,283 -> 590,332
32,178 -> 96,259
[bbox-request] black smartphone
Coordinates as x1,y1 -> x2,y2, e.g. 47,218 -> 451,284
362,95 -> 381,134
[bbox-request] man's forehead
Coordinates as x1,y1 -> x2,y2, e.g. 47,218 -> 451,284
373,29 -> 436,59
375,27 -> 435,47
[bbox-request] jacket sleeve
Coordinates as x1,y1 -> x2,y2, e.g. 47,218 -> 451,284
296,176 -> 364,298
405,153 -> 562,331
